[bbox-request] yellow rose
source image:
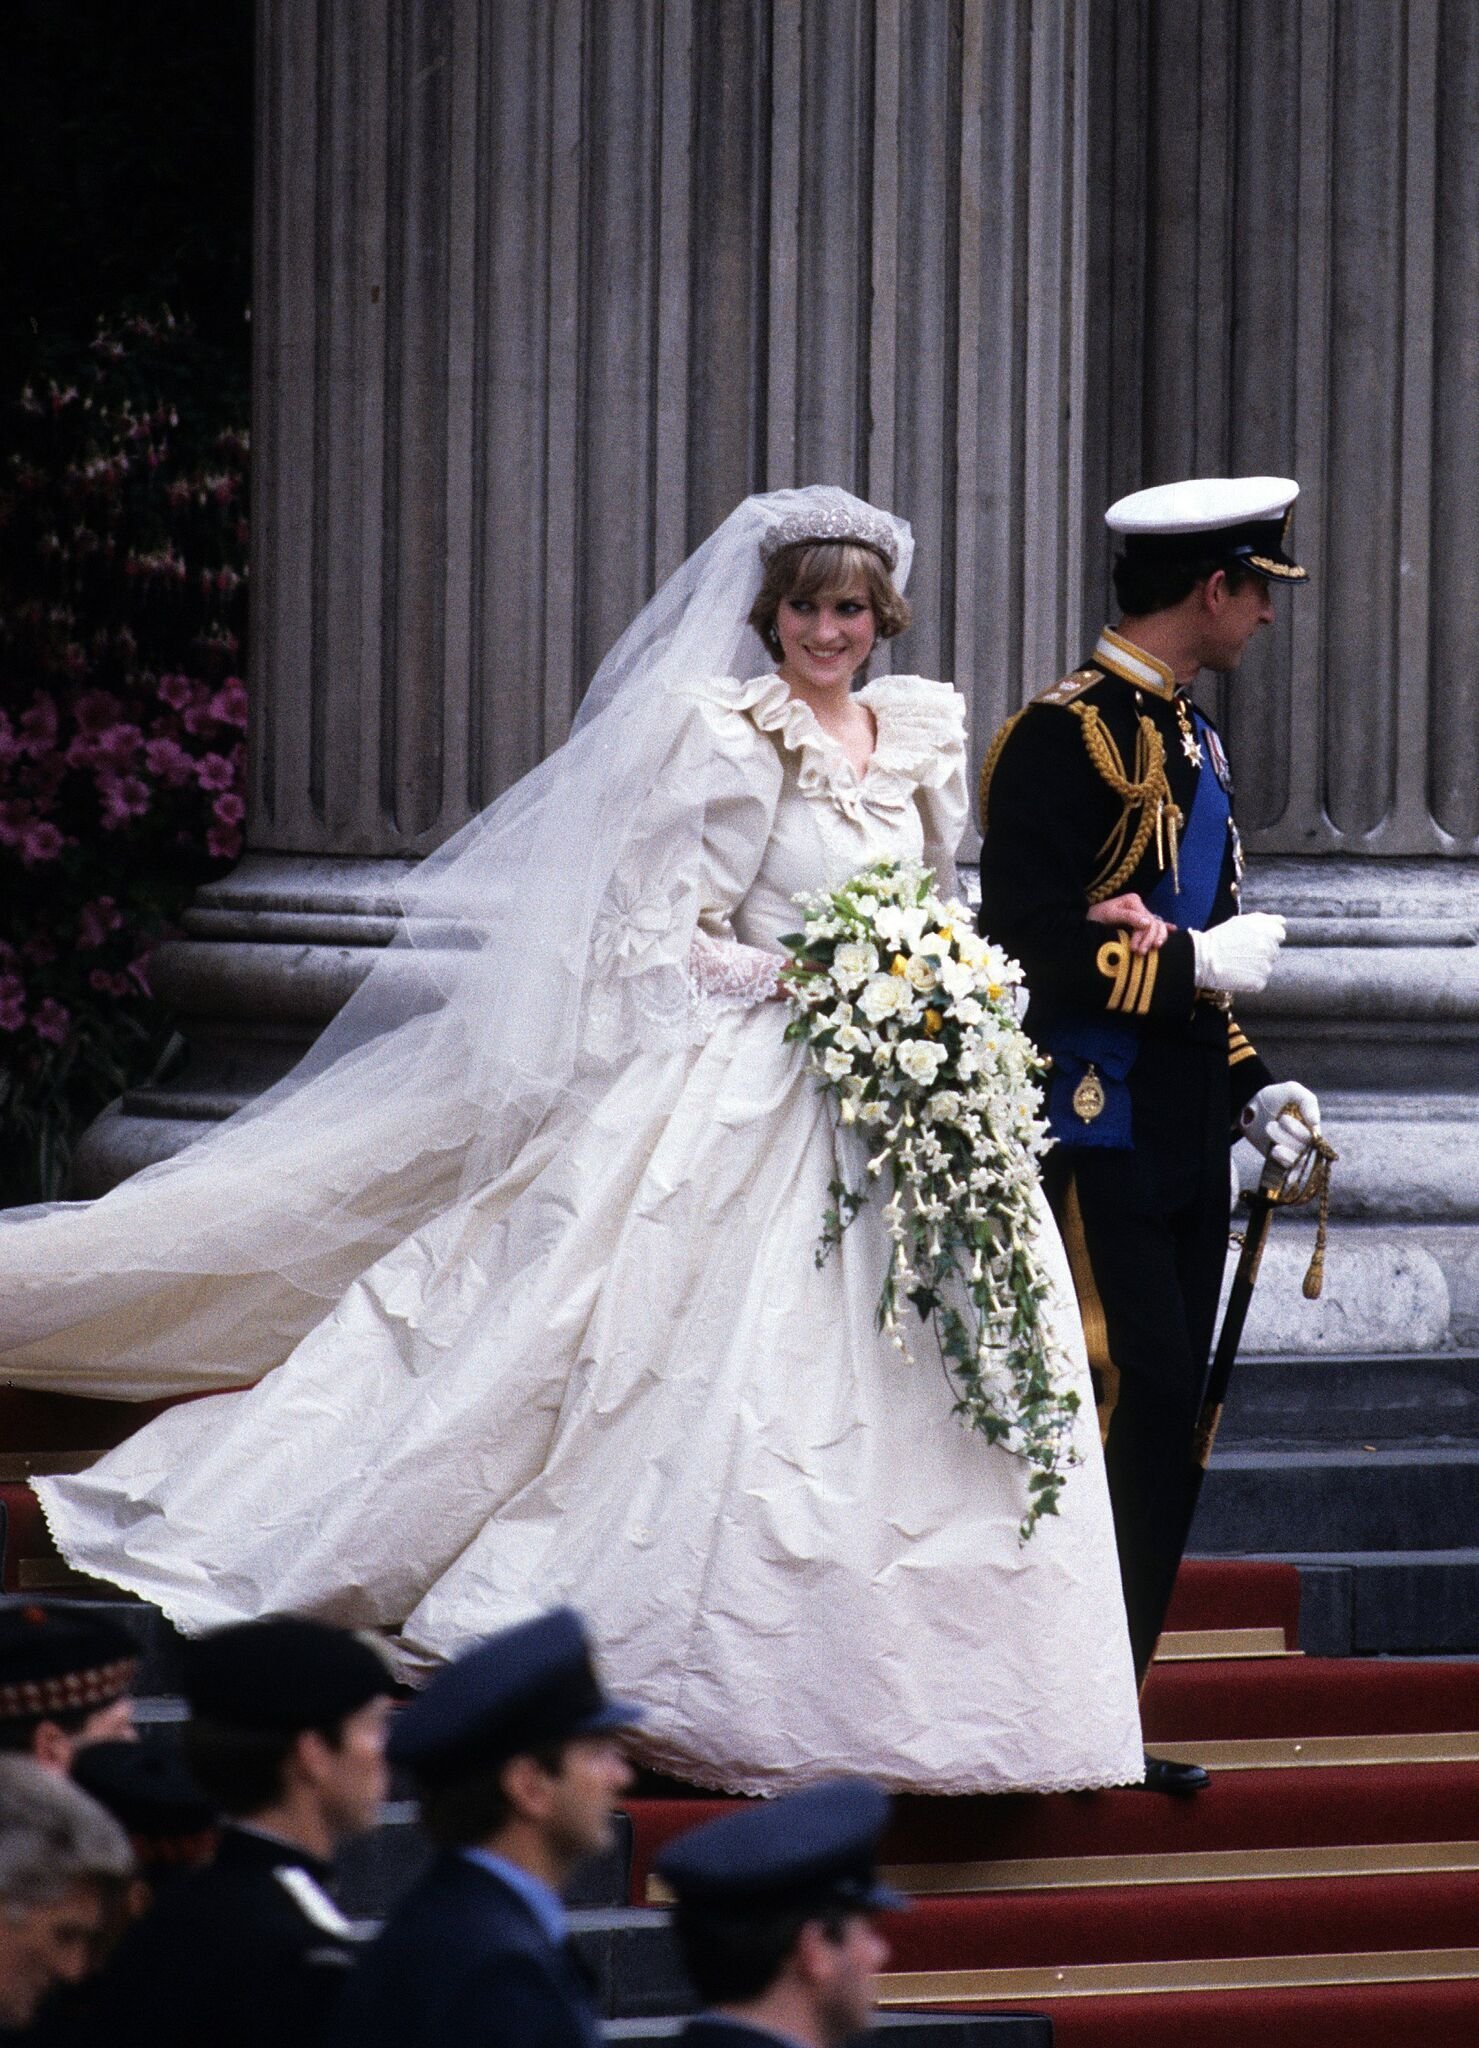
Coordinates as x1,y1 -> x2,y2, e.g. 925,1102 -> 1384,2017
890,954 -> 909,977
923,1009 -> 943,1037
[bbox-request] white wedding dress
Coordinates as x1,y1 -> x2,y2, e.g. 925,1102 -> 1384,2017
7,669 -> 1142,1795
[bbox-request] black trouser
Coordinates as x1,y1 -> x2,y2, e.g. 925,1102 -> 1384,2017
1042,1039 -> 1233,1686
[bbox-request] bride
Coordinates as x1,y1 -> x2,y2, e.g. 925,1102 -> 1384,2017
1,486 -> 1142,1795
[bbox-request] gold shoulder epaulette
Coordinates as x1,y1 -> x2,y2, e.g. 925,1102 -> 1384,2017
1035,666 -> 1101,708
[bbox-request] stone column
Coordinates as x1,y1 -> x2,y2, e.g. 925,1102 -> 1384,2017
1075,0 -> 1479,1348
76,0 -> 1094,1189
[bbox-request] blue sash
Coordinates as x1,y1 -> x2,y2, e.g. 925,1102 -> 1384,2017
1042,705 -> 1230,1151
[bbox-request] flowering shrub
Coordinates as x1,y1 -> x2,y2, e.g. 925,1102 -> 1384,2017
0,311 -> 249,1203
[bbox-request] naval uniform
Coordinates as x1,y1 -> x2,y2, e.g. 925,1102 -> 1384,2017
74,1824 -> 360,2048
978,625 -> 1273,1682
328,1850 -> 600,2048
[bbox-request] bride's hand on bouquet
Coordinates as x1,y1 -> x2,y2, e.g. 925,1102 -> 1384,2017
1086,892 -> 1174,957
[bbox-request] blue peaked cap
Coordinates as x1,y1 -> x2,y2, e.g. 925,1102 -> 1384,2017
388,1606 -> 643,1782
655,1778 -> 907,1913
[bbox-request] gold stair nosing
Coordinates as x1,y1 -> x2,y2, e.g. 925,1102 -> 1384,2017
877,1945 -> 1479,2006
879,1839 -> 1479,1897
1154,1627 -> 1297,1663
1150,1733 -> 1479,1771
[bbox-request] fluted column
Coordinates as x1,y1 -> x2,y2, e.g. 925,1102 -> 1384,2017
75,0 -> 1092,1191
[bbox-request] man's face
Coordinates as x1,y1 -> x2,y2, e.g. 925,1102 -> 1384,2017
542,1734 -> 632,1867
0,1882 -> 105,2027
306,1696 -> 393,1845
1198,568 -> 1274,671
811,1912 -> 891,2045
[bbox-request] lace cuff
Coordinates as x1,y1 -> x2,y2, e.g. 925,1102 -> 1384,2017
687,928 -> 782,1039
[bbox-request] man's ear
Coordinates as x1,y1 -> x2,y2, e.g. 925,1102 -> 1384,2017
791,1916 -> 841,1988
30,1720 -> 74,1773
500,1750 -> 557,1825
1199,567 -> 1230,613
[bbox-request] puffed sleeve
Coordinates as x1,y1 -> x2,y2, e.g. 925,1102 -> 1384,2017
677,680 -> 788,1034
866,674 -> 969,893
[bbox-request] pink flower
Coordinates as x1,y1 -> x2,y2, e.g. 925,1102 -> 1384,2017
78,896 -> 124,949
89,968 -> 132,998
126,954 -> 152,997
19,820 -> 64,865
0,800 -> 27,847
206,822 -> 243,862
212,791 -> 246,826
74,690 -> 124,736
182,701 -> 217,736
0,715 -> 19,765
210,677 -> 248,727
32,999 -> 71,1046
144,735 -> 195,786
95,722 -> 144,769
0,975 -> 26,1032
98,773 -> 151,829
156,672 -> 195,710
196,752 -> 235,791
18,696 -> 58,754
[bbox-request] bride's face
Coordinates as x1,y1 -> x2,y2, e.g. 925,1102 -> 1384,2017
775,569 -> 877,694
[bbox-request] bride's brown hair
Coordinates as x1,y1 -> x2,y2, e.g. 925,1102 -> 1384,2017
748,540 -> 912,662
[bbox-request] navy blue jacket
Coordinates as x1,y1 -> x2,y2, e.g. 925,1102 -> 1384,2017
66,1826 -> 359,2048
329,1853 -> 600,2048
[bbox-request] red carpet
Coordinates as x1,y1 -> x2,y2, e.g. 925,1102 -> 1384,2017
974,1982 -> 1479,2048
1141,1655 -> 1479,1742
625,1556 -> 1479,2043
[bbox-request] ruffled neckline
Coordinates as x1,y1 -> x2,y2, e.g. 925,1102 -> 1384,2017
709,672 -> 964,819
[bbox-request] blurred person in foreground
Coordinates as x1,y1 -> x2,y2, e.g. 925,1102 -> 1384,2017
332,1607 -> 639,2048
0,1605 -> 137,1775
74,1616 -> 392,2048
0,1758 -> 132,2032
656,1778 -> 902,2048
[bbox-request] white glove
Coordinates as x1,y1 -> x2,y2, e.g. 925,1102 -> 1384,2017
1240,1080 -> 1322,1170
1191,913 -> 1286,995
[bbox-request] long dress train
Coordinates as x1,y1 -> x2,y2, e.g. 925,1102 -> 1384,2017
5,671 -> 1143,1794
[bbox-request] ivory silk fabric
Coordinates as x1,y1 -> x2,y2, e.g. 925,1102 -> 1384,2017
23,674 -> 1142,1793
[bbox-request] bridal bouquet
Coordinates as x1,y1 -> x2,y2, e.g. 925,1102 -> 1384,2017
780,857 -> 1079,1534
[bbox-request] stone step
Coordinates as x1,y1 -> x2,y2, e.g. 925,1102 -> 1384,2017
1219,1353 -> 1479,1448
602,2021 -> 1049,2046
1245,1554 -> 1479,1659
1190,1448 -> 1479,1554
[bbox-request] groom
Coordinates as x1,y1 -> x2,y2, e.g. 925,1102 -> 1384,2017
978,478 -> 1324,1794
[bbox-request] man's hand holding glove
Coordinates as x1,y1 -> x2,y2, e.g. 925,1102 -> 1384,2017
1190,912 -> 1286,995
1239,1081 -> 1323,1172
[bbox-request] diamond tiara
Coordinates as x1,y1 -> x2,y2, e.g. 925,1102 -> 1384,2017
759,504 -> 899,572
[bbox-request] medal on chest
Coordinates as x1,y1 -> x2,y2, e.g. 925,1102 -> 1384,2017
1174,694 -> 1204,768
1204,723 -> 1234,793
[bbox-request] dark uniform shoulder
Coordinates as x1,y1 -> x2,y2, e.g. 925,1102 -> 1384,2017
1029,662 -> 1106,709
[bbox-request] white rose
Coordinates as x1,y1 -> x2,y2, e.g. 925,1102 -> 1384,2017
954,995 -> 985,1026
896,1039 -> 949,1084
925,1089 -> 964,1123
858,974 -> 909,1023
935,957 -> 977,1002
904,954 -> 939,992
832,941 -> 879,991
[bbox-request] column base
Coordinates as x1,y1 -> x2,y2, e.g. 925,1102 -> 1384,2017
72,854 -> 410,1196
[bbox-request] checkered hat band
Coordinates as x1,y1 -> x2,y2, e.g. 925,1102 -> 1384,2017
0,1656 -> 137,1721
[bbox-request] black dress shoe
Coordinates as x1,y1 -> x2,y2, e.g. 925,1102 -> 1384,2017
1140,1752 -> 1210,1795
